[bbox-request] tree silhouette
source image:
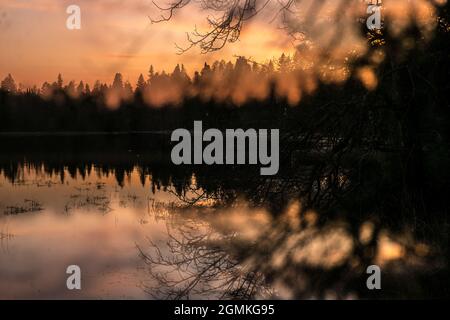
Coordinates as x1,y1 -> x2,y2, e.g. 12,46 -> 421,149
1,74 -> 17,93
124,80 -> 133,95
77,81 -> 85,96
148,65 -> 155,84
112,73 -> 124,89
136,74 -> 146,92
65,81 -> 76,96
57,73 -> 63,89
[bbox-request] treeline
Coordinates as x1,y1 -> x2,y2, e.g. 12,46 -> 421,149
0,54 -> 296,96
0,54 -> 310,132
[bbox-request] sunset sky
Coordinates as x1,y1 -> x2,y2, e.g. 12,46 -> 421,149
0,0 -> 294,87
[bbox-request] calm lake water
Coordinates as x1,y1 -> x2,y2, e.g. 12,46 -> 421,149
0,134 -> 446,299
0,165 -> 175,298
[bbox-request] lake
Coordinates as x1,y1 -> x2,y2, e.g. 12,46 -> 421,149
0,134 -> 446,299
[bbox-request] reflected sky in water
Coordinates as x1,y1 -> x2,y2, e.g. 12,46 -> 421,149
0,166 -> 182,299
0,164 -> 444,299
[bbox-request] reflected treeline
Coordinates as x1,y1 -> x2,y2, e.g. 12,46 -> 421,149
138,201 -> 448,299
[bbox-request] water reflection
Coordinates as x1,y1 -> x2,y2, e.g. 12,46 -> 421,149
0,164 -> 185,299
0,161 -> 445,299
138,201 -> 443,299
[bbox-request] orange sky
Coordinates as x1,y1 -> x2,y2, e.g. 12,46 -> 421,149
0,0 -> 294,87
